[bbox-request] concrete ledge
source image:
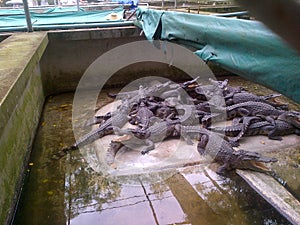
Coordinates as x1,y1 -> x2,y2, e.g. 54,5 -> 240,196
0,32 -> 48,136
47,26 -> 141,41
237,170 -> 300,225
0,32 -> 48,225
0,33 -> 11,42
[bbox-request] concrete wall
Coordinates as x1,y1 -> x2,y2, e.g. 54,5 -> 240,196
40,26 -> 146,95
0,32 -> 48,225
40,26 -> 219,96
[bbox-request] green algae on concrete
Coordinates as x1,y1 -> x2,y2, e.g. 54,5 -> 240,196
0,32 -> 48,225
0,32 -> 48,137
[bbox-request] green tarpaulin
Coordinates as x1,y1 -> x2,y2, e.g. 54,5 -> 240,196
0,6 -> 125,31
136,8 -> 300,103
0,6 -> 84,15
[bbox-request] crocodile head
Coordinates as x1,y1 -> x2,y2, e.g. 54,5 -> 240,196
131,129 -> 151,139
278,111 -> 300,128
231,150 -> 278,173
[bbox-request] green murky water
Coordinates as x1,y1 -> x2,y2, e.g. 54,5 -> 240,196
13,78 -> 299,225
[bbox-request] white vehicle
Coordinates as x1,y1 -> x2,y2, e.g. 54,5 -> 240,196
5,0 -> 23,7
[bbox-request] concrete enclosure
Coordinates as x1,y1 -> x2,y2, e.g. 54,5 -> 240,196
1,24 -> 300,225
0,26 -> 222,224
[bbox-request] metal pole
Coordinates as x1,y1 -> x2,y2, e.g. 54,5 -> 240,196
76,0 -> 80,11
22,0 -> 33,32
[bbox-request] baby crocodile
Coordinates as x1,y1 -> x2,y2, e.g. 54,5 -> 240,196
179,125 -> 277,174
51,102 -> 131,161
128,100 -> 155,130
115,119 -> 182,155
202,101 -> 286,126
225,92 -> 288,110
210,111 -> 300,141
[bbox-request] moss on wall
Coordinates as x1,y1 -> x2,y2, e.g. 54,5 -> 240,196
0,33 -> 48,225
0,66 -> 44,224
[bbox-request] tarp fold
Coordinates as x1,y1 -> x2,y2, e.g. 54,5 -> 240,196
136,8 -> 300,103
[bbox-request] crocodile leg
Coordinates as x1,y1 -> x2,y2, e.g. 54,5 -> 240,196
230,116 -> 261,142
216,162 -> 230,175
196,134 -> 209,155
267,129 -> 284,140
106,141 -> 127,165
141,139 -> 155,155
227,108 -> 250,119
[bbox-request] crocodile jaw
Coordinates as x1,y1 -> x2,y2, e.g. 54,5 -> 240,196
231,151 -> 278,173
249,161 -> 272,172
235,158 -> 277,173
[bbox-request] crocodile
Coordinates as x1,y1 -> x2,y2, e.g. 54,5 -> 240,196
44,117 -> 120,167
254,111 -> 300,140
193,79 -> 243,100
154,104 -> 177,120
116,119 -> 182,154
209,116 -> 264,142
85,112 -> 112,126
128,100 -> 155,129
51,101 -> 132,161
225,92 -> 288,110
108,79 -> 177,101
106,110 -> 204,162
210,111 -> 300,141
53,118 -> 114,160
179,125 -> 278,174
202,101 -> 287,126
225,101 -> 287,118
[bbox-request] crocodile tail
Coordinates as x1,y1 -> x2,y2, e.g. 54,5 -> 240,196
75,126 -> 113,149
40,145 -> 77,168
52,145 -> 77,160
270,171 -> 300,199
230,116 -> 260,142
209,126 -> 226,133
